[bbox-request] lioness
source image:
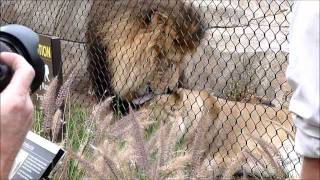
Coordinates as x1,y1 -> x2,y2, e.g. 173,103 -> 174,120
137,89 -> 299,178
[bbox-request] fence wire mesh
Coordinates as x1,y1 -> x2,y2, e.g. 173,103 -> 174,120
1,0 -> 301,179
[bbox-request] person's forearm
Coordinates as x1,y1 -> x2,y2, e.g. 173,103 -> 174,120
1,131 -> 26,180
300,157 -> 320,180
0,145 -> 17,180
0,124 -> 30,180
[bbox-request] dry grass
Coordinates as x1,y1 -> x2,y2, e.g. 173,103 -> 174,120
221,135 -> 287,180
55,102 -> 207,179
41,68 -> 78,142
36,73 -> 296,180
70,103 -> 292,180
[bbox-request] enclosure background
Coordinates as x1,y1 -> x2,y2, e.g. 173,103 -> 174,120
1,0 -> 299,178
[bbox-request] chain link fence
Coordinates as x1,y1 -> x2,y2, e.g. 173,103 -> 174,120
1,0 -> 301,179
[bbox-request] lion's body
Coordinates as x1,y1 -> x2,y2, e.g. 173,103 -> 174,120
139,89 -> 297,178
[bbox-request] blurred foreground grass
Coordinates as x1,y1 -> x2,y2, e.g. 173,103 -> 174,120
32,104 -> 90,179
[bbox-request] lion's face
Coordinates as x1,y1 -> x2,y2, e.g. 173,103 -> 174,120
97,5 -> 203,101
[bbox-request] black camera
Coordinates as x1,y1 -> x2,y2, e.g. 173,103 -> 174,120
0,24 -> 44,93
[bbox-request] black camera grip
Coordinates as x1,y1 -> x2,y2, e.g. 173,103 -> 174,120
0,61 -> 13,92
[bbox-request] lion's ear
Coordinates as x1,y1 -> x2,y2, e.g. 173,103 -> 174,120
172,88 -> 185,105
141,8 -> 168,29
178,70 -> 186,89
172,7 -> 204,53
141,9 -> 155,27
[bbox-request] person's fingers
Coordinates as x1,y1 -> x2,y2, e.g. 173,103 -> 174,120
0,52 -> 30,71
0,52 -> 35,95
25,95 -> 34,128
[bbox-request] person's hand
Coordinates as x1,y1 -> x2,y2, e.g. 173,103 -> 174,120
0,52 -> 35,180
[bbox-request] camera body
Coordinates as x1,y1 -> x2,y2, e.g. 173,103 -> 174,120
0,24 -> 44,92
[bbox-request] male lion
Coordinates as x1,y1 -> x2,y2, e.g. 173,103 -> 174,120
86,0 -> 204,102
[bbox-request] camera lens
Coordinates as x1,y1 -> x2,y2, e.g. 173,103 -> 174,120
0,24 -> 44,93
0,61 -> 13,92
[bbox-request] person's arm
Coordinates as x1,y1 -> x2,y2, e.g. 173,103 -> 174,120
286,1 -> 320,179
0,52 -> 35,180
301,157 -> 320,180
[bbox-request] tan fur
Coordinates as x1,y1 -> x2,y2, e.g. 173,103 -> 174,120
86,0 -> 297,178
138,88 -> 295,177
86,0 -> 203,100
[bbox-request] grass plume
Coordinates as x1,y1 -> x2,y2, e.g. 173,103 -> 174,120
51,109 -> 63,142
158,154 -> 192,178
41,68 -> 78,140
128,106 -> 151,179
90,144 -> 124,180
42,77 -> 59,136
56,68 -> 77,108
67,150 -> 108,180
